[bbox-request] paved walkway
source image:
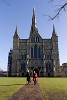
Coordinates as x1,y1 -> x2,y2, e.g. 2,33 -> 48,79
9,81 -> 44,100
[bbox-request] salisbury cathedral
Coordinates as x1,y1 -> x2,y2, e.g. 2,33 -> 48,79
8,8 -> 60,77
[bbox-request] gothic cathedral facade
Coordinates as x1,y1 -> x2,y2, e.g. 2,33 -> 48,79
8,8 -> 60,77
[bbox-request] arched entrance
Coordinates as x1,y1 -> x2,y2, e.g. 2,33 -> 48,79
33,68 -> 39,76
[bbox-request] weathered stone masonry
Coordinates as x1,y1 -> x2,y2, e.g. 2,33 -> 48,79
8,8 -> 60,77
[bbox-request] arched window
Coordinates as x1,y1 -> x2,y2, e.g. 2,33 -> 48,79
36,37 -> 38,42
36,37 -> 39,42
31,47 -> 33,58
38,37 -> 39,42
34,45 -> 37,58
38,47 -> 41,58
31,37 -> 35,42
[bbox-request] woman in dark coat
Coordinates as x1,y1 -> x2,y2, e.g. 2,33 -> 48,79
26,70 -> 30,84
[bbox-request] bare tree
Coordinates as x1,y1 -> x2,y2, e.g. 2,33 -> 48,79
52,2 -> 67,20
45,0 -> 67,20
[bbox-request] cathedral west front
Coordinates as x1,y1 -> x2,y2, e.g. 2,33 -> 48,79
8,8 -> 60,77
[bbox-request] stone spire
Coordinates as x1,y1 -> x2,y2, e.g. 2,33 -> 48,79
52,24 -> 58,42
30,7 -> 38,33
33,7 -> 35,16
32,7 -> 37,28
15,26 -> 18,34
52,24 -> 57,36
53,24 -> 55,33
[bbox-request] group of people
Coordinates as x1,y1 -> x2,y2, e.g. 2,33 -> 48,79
26,69 -> 37,85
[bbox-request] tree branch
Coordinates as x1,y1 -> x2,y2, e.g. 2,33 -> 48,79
52,2 -> 67,20
45,2 -> 67,20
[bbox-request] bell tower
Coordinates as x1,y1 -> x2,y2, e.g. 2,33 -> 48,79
11,26 -> 20,76
52,25 -> 60,76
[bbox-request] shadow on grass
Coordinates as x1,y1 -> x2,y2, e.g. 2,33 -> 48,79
0,84 -> 25,86
0,81 -> 37,86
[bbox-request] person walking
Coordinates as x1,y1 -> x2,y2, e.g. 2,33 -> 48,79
33,71 -> 37,85
26,69 -> 30,84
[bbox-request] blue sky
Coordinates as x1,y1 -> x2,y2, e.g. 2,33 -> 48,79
0,0 -> 67,71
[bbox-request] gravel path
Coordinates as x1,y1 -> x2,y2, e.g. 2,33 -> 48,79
9,81 -> 44,100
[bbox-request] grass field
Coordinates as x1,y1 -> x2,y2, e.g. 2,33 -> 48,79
38,78 -> 67,100
0,77 -> 67,100
0,77 -> 26,100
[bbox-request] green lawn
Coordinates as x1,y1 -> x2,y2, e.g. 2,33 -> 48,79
0,77 -> 67,100
38,78 -> 67,100
0,77 -> 26,100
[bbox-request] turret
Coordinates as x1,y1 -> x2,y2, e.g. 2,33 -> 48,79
13,26 -> 20,49
8,49 -> 12,76
13,26 -> 19,39
51,25 -> 58,50
51,25 -> 60,76
52,24 -> 58,42
52,24 -> 55,35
